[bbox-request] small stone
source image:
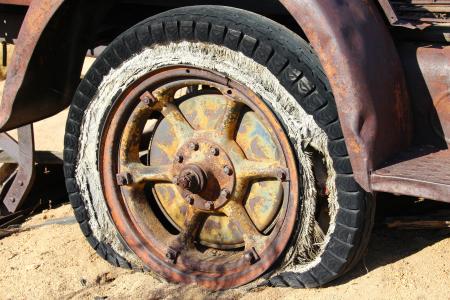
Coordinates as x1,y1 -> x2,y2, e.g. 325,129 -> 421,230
80,278 -> 87,287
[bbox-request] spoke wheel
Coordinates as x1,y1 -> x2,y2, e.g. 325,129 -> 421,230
100,66 -> 299,289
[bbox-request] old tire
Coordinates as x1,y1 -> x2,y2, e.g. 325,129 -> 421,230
64,6 -> 375,289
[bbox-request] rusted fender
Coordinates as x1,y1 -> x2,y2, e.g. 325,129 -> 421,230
0,0 -> 104,132
0,0 -> 63,131
280,0 -> 413,190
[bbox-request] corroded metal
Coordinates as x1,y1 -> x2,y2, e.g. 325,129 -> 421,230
0,124 -> 35,213
280,0 -> 413,190
171,139 -> 236,212
0,0 -> 64,131
398,43 -> 450,147
372,147 -> 450,203
100,66 -> 299,289
378,0 -> 450,29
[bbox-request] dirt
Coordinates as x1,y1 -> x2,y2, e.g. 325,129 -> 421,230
0,202 -> 449,300
0,59 -> 449,300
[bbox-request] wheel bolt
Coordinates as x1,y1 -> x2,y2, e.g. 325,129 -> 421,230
116,173 -> 132,186
186,195 -> 195,205
166,248 -> 178,264
205,201 -> 214,210
244,251 -> 256,264
223,165 -> 233,176
189,142 -> 199,151
210,147 -> 219,156
220,189 -> 231,199
277,170 -> 287,181
175,155 -> 184,163
140,91 -> 157,106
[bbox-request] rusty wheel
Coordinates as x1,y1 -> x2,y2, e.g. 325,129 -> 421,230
65,6 -> 374,291
100,67 -> 299,289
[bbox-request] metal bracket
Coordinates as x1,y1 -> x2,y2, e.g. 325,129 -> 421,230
0,124 -> 35,213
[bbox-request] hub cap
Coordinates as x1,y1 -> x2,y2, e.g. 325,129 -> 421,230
100,66 -> 300,289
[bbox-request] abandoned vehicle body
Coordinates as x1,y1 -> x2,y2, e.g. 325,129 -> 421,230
0,0 -> 448,290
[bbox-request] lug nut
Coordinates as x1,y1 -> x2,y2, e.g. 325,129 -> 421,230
220,189 -> 231,199
210,147 -> 220,156
140,91 -> 157,106
165,248 -> 178,264
277,170 -> 287,181
223,165 -> 233,176
205,201 -> 215,210
244,248 -> 260,264
186,195 -> 195,205
175,155 -> 184,163
189,142 -> 199,151
116,173 -> 132,186
244,251 -> 256,264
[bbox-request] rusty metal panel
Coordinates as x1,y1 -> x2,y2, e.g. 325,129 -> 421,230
0,0 -> 110,132
0,0 -> 31,6
0,0 -> 63,131
280,0 -> 413,191
399,43 -> 450,147
379,0 -> 450,28
372,147 -> 450,203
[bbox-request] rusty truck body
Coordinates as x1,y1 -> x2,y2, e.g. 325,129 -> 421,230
0,0 -> 448,291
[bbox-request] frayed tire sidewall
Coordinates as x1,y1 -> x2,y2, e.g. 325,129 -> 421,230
64,5 -> 374,288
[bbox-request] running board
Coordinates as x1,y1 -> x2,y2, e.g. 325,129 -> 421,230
371,147 -> 450,203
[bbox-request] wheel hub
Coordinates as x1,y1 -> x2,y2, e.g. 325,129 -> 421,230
100,66 -> 299,290
172,140 -> 236,211
175,165 -> 206,194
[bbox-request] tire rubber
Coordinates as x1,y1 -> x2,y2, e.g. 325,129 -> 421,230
64,5 -> 375,288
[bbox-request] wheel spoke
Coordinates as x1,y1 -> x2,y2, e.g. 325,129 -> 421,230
237,159 -> 288,182
223,201 -> 266,247
170,206 -> 205,251
126,163 -> 173,184
120,103 -> 153,163
161,103 -> 194,141
216,100 -> 243,139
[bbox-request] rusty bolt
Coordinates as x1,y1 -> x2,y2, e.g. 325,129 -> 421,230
140,91 -> 157,106
189,142 -> 199,151
220,189 -> 231,200
165,248 -> 178,264
205,201 -> 215,210
244,251 -> 256,264
116,173 -> 132,186
210,147 -> 220,156
277,170 -> 287,181
186,195 -> 195,205
175,155 -> 184,163
223,165 -> 233,176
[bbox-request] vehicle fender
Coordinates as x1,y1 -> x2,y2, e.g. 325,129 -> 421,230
280,0 -> 412,190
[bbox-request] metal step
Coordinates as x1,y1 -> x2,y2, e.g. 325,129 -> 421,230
371,146 -> 450,203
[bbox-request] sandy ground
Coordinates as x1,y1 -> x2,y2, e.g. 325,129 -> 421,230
0,55 -> 449,299
0,203 -> 448,300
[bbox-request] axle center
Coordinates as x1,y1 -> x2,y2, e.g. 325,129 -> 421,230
175,165 -> 207,194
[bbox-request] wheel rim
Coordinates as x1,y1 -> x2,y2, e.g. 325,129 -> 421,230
100,66 -> 300,289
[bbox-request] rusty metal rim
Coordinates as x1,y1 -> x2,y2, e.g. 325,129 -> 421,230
99,66 -> 299,289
